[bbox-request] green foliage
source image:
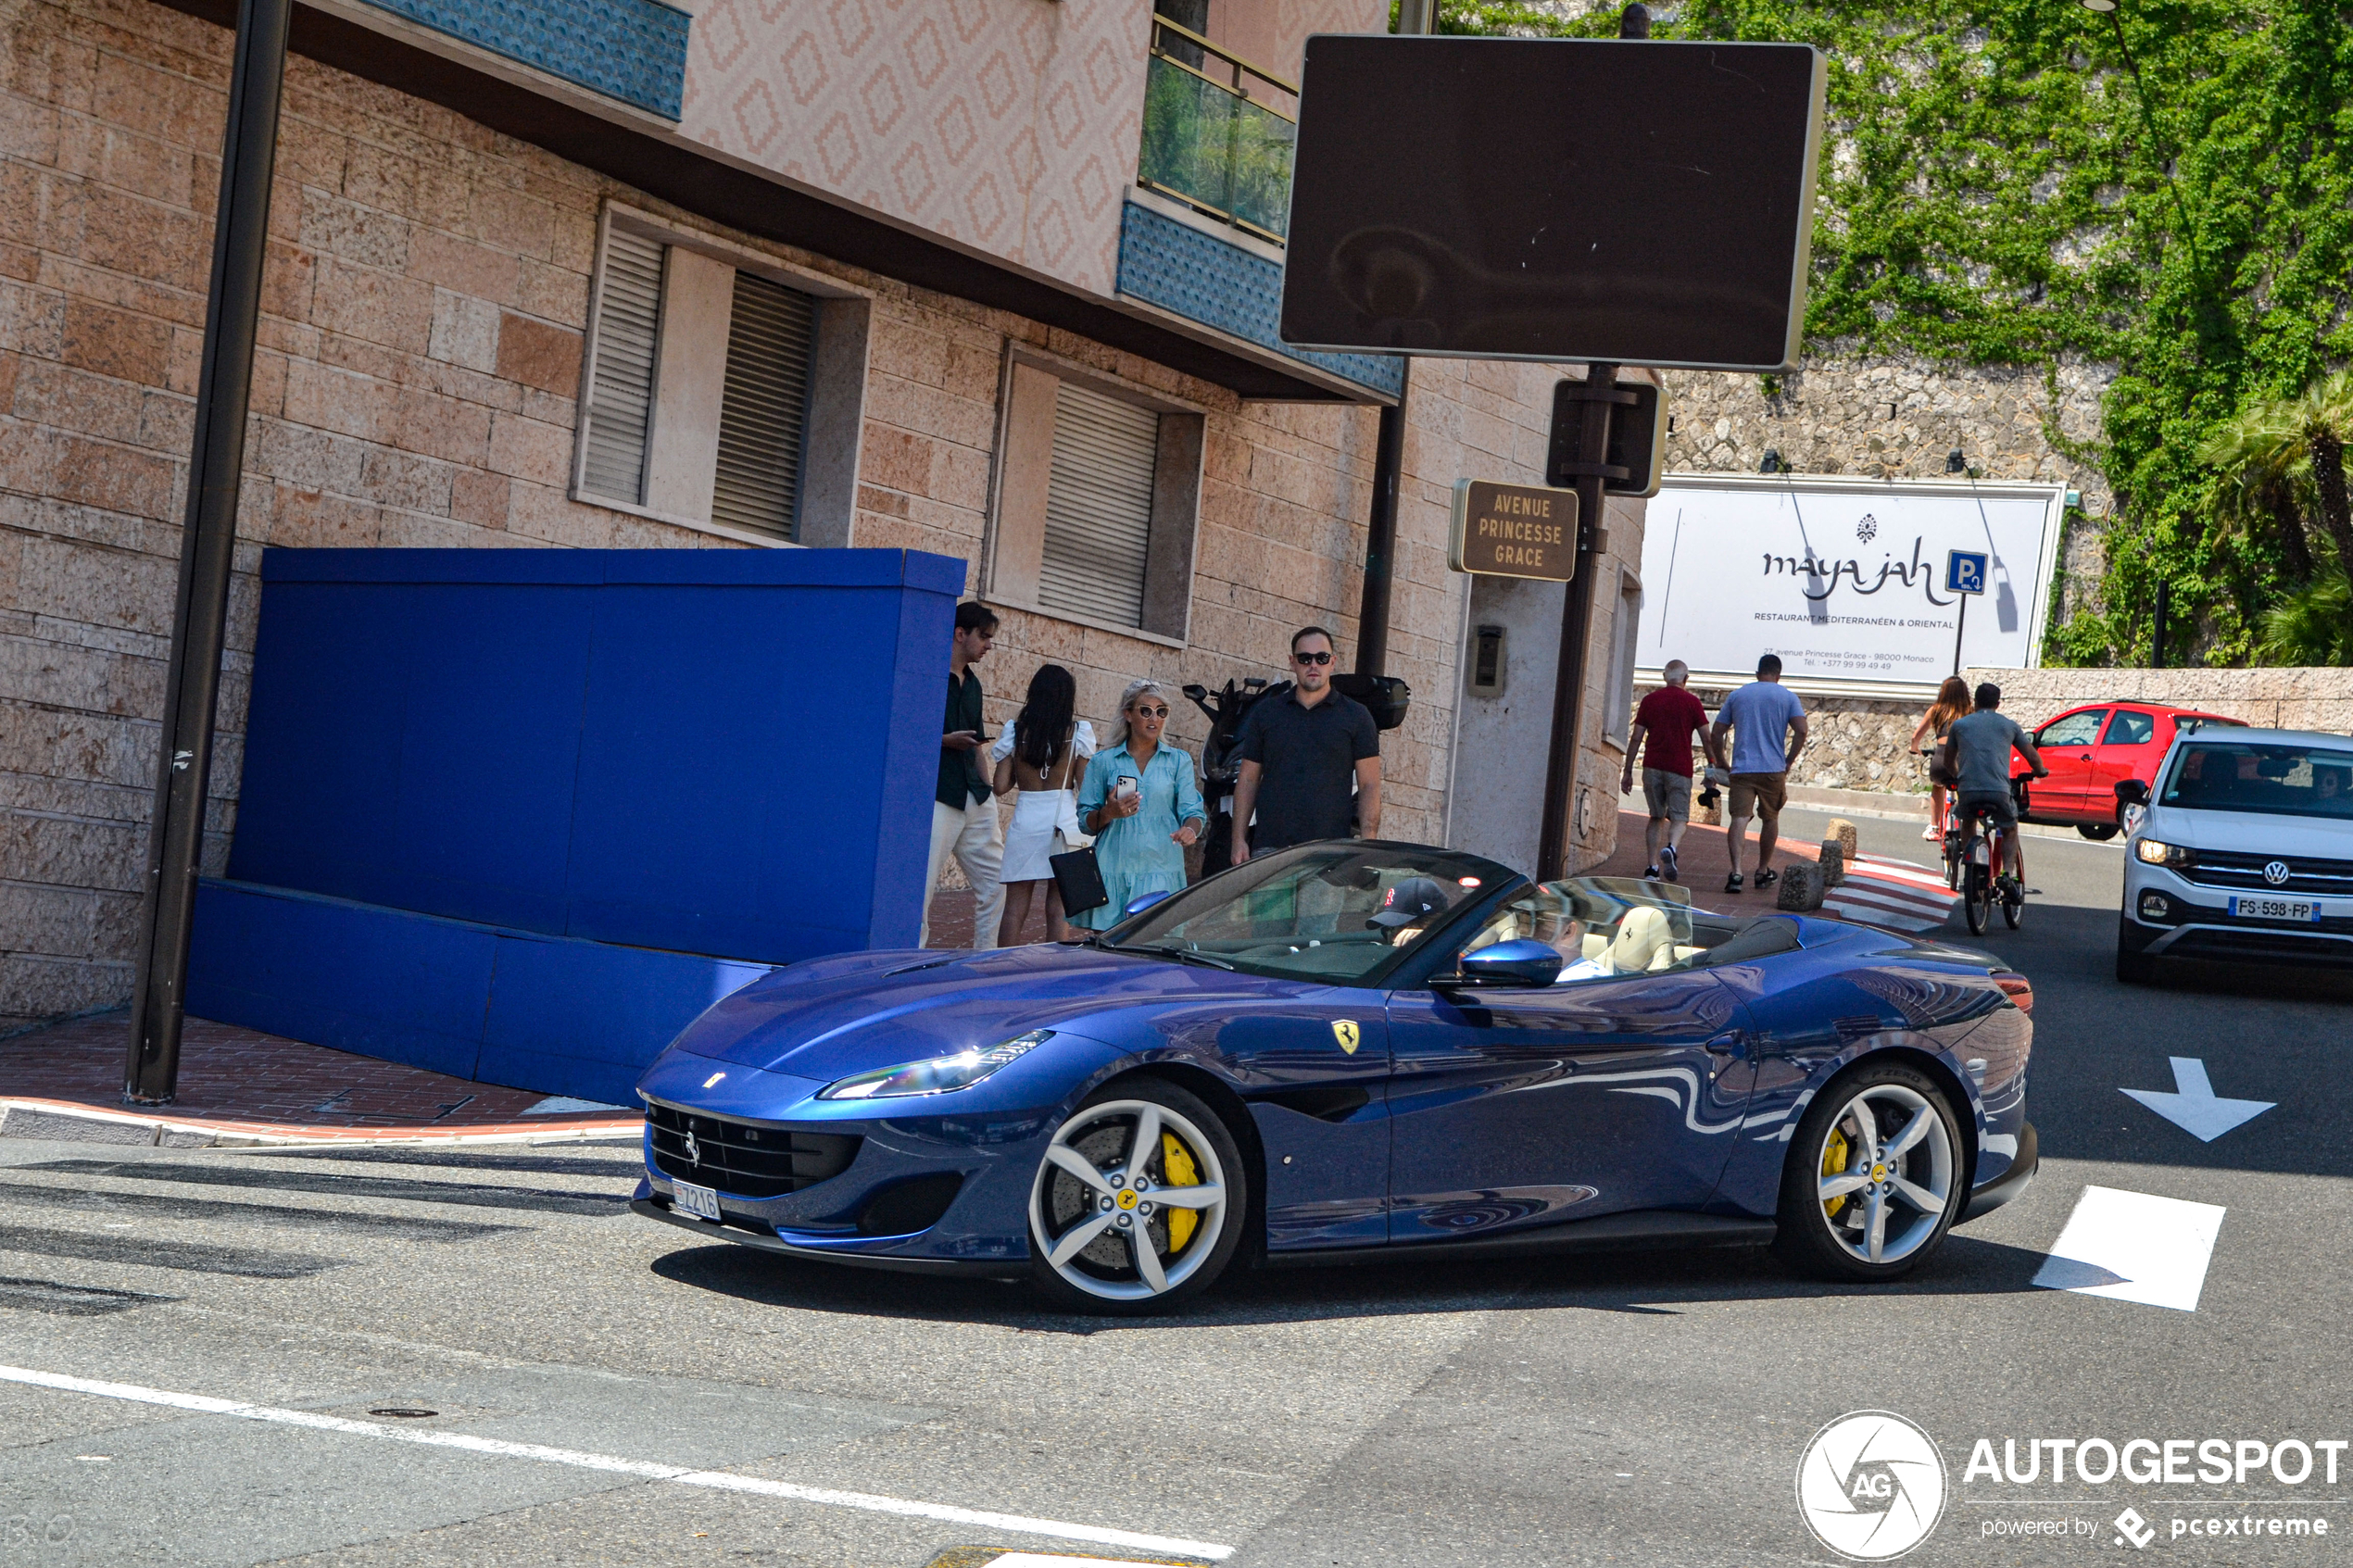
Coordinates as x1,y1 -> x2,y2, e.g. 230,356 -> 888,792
2256,559 -> 2353,665
1426,1 -> 2353,666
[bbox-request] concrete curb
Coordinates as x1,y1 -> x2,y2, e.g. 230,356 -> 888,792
0,1098 -> 641,1150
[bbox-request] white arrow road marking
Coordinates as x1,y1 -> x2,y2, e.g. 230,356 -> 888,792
2120,1057 -> 2275,1142
2032,1185 -> 2226,1312
0,1365 -> 1232,1562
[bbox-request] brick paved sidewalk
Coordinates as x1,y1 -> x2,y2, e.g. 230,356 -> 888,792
0,1012 -> 641,1149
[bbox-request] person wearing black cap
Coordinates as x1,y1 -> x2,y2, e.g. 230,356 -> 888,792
1369,876 -> 1449,946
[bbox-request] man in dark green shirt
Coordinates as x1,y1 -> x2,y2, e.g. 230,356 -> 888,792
921,601 -> 1004,947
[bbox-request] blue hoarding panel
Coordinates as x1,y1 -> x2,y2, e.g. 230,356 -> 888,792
226,547 -> 962,961
187,881 -> 497,1081
191,880 -> 774,1104
205,546 -> 959,1097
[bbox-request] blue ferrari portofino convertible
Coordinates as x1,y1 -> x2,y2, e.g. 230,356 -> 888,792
631,842 -> 2036,1311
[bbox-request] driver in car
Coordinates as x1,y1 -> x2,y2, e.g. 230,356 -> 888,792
1370,877 -> 1449,946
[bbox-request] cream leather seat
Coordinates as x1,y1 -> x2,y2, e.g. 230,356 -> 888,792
1605,906 -> 1672,974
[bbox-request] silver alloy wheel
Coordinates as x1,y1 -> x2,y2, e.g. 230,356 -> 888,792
1027,1098 -> 1229,1302
1812,1082 -> 1954,1266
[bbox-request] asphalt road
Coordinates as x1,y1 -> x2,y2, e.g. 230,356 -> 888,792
3,814 -> 2347,1568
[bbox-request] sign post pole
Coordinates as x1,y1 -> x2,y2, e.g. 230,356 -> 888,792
124,0 -> 293,1105
1537,363 -> 1626,882
1944,548 -> 1989,682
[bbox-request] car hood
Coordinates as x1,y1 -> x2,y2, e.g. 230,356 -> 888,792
668,942 -> 1320,1080
2145,804 -> 2350,858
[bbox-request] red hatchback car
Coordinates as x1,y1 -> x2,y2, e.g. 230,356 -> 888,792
2020,702 -> 2248,838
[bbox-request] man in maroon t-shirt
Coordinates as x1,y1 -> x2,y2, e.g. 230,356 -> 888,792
1619,659 -> 1717,883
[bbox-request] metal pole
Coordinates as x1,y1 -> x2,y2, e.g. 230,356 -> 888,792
1355,0 -> 1433,675
2152,580 -> 2170,668
1530,4 -> 1654,881
1356,381 -> 1407,676
1951,592 -> 1968,677
124,0 -> 292,1105
1536,361 -> 1618,882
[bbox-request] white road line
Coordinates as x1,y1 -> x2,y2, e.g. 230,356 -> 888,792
0,1365 -> 1232,1562
2030,1185 -> 2226,1312
988,1556 -> 1180,1568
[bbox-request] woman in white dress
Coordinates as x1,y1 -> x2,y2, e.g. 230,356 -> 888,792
991,663 -> 1096,945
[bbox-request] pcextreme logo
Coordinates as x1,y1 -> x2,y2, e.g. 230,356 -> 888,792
1798,1411 -> 1950,1561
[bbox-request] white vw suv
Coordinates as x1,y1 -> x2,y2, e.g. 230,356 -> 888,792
2116,726 -> 2353,983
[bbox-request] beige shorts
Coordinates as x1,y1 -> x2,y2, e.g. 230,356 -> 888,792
1642,769 -> 1692,822
1730,771 -> 1788,823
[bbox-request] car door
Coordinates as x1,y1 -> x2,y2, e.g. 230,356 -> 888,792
1383,967 -> 1755,1244
2089,708 -> 2159,825
2029,707 -> 2108,819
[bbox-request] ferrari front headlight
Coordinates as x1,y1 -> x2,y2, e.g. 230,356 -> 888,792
817,1029 -> 1053,1100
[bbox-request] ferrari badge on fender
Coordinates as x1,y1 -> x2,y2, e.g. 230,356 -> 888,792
1332,1020 -> 1360,1054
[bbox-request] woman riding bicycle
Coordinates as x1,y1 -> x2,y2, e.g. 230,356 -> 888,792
1942,682 -> 2049,905
1909,675 -> 1971,842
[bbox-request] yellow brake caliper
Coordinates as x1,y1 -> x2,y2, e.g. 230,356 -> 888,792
1161,1131 -> 1201,1251
1822,1128 -> 1851,1218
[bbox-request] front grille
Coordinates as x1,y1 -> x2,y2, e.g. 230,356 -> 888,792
2182,849 -> 2353,897
647,1102 -> 860,1199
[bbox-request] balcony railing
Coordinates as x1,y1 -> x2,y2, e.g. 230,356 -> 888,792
1138,18 -> 1297,245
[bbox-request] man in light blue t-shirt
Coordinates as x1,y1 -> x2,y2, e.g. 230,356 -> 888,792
1707,654 -> 1809,895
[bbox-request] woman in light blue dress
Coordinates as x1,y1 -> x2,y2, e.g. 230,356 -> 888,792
1072,679 -> 1207,932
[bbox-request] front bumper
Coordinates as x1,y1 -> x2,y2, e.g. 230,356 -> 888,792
1958,1120 -> 2036,1224
2122,864 -> 2353,968
630,1196 -> 1027,1278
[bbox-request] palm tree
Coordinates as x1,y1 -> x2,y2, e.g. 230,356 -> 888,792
2287,370 -> 2353,571
2255,563 -> 2352,666
2197,400 -> 2317,581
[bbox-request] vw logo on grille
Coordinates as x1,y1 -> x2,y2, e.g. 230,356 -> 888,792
2263,859 -> 2292,886
681,1127 -> 701,1165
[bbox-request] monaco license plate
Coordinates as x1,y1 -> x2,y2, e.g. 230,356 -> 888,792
2229,895 -> 2320,923
672,1178 -> 723,1223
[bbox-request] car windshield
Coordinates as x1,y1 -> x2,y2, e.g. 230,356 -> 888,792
1455,876 -> 1796,982
2160,740 -> 2353,821
1101,843 -> 1512,985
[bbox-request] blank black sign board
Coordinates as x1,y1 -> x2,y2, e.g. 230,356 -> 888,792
1279,35 -> 1826,370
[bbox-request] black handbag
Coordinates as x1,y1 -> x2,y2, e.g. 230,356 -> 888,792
1050,845 -> 1109,917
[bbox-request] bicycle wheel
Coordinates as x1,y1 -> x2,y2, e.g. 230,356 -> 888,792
1963,862 -> 1991,935
1943,833 -> 1961,890
2002,875 -> 2023,930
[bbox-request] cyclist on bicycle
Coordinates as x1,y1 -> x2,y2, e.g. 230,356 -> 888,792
1944,682 -> 2049,903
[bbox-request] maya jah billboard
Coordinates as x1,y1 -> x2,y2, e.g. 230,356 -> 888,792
1635,474 -> 2066,697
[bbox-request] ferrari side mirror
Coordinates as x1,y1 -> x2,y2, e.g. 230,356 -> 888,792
1441,939 -> 1564,990
1122,890 -> 1174,918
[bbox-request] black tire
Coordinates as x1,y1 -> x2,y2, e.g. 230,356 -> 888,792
2115,917 -> 2161,985
2002,879 -> 2023,930
1963,862 -> 1990,935
1026,1076 -> 1247,1315
2080,822 -> 2120,842
1774,1060 -> 1967,1283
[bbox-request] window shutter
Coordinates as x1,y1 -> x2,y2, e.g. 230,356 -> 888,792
1041,382 -> 1160,629
579,229 -> 664,505
711,271 -> 817,541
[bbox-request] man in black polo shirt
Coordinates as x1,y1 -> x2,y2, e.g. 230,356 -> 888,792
1228,626 -> 1383,863
921,600 -> 1004,947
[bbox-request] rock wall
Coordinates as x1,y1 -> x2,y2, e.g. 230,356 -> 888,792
1661,351 -> 2116,629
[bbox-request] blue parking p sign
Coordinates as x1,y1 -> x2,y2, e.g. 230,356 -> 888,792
1945,549 -> 1990,596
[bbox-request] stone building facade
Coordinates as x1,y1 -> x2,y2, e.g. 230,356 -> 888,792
0,0 -> 1648,1033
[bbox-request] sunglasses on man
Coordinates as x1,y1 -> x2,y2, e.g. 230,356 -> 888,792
1293,650 -> 1333,666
